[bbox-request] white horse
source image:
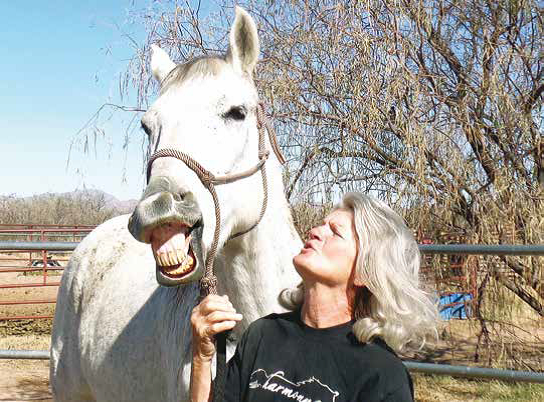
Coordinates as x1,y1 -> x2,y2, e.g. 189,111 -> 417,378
50,8 -> 301,401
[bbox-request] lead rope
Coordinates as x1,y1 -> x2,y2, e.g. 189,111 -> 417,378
146,103 -> 284,401
210,105 -> 269,402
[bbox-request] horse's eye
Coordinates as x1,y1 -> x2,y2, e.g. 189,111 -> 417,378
223,106 -> 247,121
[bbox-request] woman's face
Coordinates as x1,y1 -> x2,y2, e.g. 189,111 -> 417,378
293,208 -> 358,287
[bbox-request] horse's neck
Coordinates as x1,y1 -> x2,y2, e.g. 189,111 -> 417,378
216,195 -> 302,329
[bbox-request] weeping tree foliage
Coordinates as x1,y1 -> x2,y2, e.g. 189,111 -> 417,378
251,0 -> 544,317
116,0 -> 543,321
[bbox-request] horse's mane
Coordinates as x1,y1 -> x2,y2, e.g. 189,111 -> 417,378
160,56 -> 228,93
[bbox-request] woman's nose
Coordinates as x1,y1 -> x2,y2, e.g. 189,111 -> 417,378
308,227 -> 321,241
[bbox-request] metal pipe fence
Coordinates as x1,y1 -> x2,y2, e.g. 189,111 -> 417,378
0,241 -> 543,383
0,350 -> 50,360
0,225 -> 94,243
0,224 -> 95,228
419,244 -> 544,256
0,242 -> 79,251
0,351 -> 541,383
0,240 -> 80,320
404,361 -> 544,383
3,242 -> 543,254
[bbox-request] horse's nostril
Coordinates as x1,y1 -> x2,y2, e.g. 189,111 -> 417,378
172,192 -> 188,202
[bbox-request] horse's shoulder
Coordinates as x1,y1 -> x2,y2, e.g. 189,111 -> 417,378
72,214 -> 140,262
60,214 -> 147,305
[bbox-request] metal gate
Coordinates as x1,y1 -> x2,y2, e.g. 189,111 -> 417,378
0,225 -> 93,320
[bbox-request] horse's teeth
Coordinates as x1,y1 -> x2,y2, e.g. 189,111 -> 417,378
157,252 -> 170,267
154,248 -> 194,276
157,253 -> 165,266
183,256 -> 191,271
168,266 -> 180,275
177,250 -> 186,265
184,256 -> 193,271
184,235 -> 192,255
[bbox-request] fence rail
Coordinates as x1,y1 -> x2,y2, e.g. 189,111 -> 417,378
0,242 -> 78,251
3,242 -> 544,254
0,241 -> 543,382
419,244 -> 544,256
0,349 -> 541,383
0,225 -> 95,244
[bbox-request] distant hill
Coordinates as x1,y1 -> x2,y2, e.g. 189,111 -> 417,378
14,189 -> 139,215
56,189 -> 139,214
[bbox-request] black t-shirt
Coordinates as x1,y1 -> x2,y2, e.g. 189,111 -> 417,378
225,311 -> 413,402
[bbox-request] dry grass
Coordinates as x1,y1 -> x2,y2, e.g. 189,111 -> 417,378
0,333 -> 50,349
414,374 -> 544,401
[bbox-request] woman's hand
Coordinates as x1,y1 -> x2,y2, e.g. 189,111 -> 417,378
191,294 -> 243,362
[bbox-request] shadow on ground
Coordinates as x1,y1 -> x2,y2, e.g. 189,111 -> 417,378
0,377 -> 52,402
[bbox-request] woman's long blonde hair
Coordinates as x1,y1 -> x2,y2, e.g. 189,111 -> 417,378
280,192 -> 439,353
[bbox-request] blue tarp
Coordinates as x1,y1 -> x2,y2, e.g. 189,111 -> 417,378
439,292 -> 473,319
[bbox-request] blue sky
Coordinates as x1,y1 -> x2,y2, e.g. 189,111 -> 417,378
1,1 -> 213,201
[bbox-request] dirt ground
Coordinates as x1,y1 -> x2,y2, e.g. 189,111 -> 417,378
0,330 -> 52,401
0,352 -> 52,401
1,252 -> 56,401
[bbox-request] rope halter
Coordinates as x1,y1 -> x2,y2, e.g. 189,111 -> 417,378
146,102 -> 285,297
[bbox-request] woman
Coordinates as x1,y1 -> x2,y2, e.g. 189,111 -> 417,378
191,192 -> 439,401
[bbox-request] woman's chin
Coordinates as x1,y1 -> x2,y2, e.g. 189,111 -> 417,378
293,253 -> 316,277
292,252 -> 307,268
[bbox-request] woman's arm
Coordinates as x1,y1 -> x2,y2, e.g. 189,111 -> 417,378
190,295 -> 243,402
189,356 -> 213,402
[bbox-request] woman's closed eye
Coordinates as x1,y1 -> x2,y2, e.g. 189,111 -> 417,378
331,223 -> 343,238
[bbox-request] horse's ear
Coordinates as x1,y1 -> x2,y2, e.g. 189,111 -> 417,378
150,44 -> 176,84
226,7 -> 260,75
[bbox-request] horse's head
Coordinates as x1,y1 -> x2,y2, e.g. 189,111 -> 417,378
128,7 -> 266,286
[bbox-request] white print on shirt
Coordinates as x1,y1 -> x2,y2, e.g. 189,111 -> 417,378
248,369 -> 340,402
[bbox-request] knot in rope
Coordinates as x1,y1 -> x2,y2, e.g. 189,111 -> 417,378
199,275 -> 218,296
200,171 -> 214,187
258,150 -> 270,161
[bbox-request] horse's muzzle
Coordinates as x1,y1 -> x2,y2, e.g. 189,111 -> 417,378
128,176 -> 205,286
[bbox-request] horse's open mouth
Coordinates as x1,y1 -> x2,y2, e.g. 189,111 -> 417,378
150,222 -> 198,280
